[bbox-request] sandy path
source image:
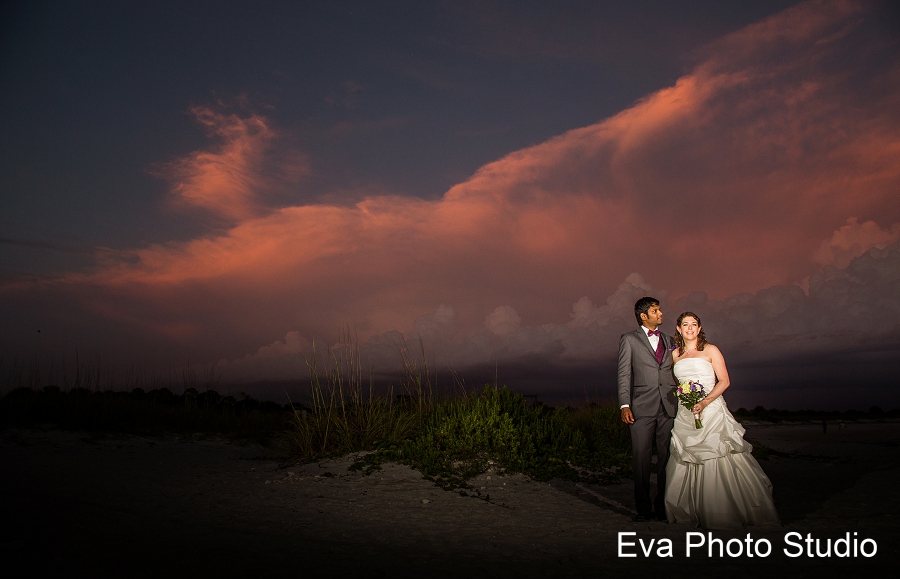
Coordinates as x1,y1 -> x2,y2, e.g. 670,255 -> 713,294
1,422 -> 897,577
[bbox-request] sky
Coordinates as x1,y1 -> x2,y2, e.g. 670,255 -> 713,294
1,0 -> 899,409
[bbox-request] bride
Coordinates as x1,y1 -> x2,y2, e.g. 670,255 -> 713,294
664,312 -> 780,529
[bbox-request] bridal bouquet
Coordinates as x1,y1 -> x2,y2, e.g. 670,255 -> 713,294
674,381 -> 706,429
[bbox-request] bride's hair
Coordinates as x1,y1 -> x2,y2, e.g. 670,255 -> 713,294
674,311 -> 708,355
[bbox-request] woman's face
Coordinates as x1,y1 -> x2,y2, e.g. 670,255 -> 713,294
678,316 -> 701,341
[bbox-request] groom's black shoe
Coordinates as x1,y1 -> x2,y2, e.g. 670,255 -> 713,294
652,510 -> 668,522
633,514 -> 652,522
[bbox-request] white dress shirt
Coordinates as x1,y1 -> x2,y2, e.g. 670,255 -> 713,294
643,325 -> 660,352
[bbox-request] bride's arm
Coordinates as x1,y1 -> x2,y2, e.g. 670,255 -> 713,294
691,345 -> 731,416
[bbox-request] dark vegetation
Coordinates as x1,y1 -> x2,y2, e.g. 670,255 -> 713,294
0,355 -> 290,442
733,405 -> 900,423
0,385 -> 288,442
3,351 -> 897,490
1,347 -> 634,487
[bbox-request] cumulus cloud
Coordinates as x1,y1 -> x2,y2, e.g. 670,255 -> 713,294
412,303 -> 458,342
485,306 -> 522,337
671,241 -> 900,408
214,273 -> 662,382
215,331 -> 312,382
677,242 -> 900,359
813,217 -> 900,268
215,242 -> 900,409
213,272 -> 661,377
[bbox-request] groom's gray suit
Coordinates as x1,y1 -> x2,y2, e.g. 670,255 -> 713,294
617,328 -> 677,518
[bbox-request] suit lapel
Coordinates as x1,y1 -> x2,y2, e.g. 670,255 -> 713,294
637,328 -> 656,359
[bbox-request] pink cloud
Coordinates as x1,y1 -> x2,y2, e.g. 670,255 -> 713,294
153,106 -> 309,222
813,217 -> 900,267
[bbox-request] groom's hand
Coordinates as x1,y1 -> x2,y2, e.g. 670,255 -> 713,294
621,407 -> 635,424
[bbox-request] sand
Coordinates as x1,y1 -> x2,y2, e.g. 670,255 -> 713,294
2,422 -> 897,577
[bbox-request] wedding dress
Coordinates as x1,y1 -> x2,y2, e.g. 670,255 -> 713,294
664,358 -> 780,529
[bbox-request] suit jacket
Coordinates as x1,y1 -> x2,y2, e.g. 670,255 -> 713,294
617,328 -> 677,418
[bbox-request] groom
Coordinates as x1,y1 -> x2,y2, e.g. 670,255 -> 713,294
617,297 -> 677,522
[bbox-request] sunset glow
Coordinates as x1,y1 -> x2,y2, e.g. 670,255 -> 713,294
2,0 -> 898,408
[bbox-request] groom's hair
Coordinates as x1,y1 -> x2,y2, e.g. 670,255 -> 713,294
634,297 -> 659,326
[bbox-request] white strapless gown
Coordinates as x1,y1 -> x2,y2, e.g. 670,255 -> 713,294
665,358 -> 780,529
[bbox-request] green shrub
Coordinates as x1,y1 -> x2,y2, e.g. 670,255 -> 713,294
361,386 -> 630,487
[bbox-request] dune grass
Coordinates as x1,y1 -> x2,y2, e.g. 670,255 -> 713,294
280,336 -> 630,485
283,339 -> 428,457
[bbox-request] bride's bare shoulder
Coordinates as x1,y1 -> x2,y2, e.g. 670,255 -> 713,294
704,344 -> 724,359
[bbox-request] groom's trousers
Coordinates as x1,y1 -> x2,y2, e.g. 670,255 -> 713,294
630,402 -> 674,517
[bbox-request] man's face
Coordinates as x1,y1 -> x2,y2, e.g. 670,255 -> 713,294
641,304 -> 662,329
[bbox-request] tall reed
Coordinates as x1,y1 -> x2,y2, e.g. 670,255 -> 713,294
284,333 -> 430,458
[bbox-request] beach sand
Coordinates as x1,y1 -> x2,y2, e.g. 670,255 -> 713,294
2,422 -> 897,577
